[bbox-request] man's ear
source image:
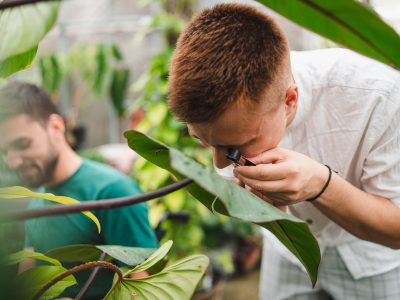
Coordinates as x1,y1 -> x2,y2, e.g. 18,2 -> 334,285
285,84 -> 298,116
47,114 -> 66,138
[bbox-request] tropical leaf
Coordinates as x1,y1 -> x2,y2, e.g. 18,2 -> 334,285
124,130 -> 320,285
0,47 -> 38,79
96,245 -> 156,267
13,266 -> 76,300
0,186 -> 101,233
0,2 -> 59,77
5,250 -> 61,267
110,68 -> 130,117
45,244 -> 104,263
258,0 -> 400,68
105,254 -> 209,300
46,244 -> 156,267
124,240 -> 173,276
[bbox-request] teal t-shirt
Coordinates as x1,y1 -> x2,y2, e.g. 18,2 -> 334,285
25,159 -> 157,299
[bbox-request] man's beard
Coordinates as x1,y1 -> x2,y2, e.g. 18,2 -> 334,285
17,154 -> 59,189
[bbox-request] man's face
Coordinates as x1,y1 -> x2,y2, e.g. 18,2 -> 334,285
0,114 -> 59,188
188,86 -> 298,169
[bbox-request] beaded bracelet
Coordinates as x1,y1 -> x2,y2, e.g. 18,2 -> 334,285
306,165 -> 333,202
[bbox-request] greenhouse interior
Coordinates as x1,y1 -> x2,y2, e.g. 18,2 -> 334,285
1,0 -> 400,299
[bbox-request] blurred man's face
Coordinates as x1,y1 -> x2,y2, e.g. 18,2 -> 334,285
0,114 -> 59,188
188,85 -> 298,169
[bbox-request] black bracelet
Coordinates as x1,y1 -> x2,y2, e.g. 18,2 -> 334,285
306,165 -> 333,202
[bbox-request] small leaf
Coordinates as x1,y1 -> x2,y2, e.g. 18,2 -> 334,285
13,266 -> 76,300
0,46 -> 38,78
124,240 -> 173,276
5,250 -> 61,266
96,245 -> 156,266
46,244 -> 156,267
0,186 -> 101,233
45,244 -> 105,263
105,254 -> 209,300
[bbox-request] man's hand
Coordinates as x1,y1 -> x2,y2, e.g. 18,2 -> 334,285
233,147 -> 328,206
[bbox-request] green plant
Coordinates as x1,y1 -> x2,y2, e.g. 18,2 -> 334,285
5,240 -> 209,300
125,130 -> 321,285
258,0 -> 400,69
0,2 -> 59,78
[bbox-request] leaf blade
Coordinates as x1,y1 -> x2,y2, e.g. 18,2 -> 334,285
105,254 -> 209,300
0,186 -> 101,233
258,0 -> 400,68
124,130 -> 320,285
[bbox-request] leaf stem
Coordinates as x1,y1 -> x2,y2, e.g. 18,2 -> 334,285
0,0 -> 60,10
1,178 -> 193,222
32,260 -> 123,300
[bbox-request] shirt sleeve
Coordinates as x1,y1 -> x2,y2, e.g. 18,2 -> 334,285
96,178 -> 158,248
360,80 -> 400,205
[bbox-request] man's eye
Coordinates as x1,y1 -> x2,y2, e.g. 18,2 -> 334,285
14,139 -> 31,150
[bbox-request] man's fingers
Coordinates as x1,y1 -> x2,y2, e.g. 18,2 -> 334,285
234,162 -> 291,181
237,176 -> 287,193
249,147 -> 287,165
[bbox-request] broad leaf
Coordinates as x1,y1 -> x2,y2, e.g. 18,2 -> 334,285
46,244 -> 156,267
105,254 -> 209,300
124,131 -> 228,214
124,131 -> 320,285
97,245 -> 156,266
258,0 -> 400,69
6,250 -> 61,266
46,244 -> 106,263
170,149 -> 320,283
0,186 -> 101,233
0,47 -> 37,78
0,2 -> 59,77
125,240 -> 173,275
13,266 -> 76,300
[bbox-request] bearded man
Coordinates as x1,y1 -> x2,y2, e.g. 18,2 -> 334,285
0,82 -> 157,299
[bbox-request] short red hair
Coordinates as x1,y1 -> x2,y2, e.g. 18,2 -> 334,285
168,3 -> 289,123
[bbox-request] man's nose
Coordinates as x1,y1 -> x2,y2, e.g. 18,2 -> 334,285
212,148 -> 232,169
4,151 -> 23,170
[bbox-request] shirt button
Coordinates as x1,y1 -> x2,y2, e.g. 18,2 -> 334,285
306,219 -> 313,225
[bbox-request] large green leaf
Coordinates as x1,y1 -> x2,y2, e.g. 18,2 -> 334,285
124,131 -> 227,214
13,266 -> 76,300
124,130 -> 320,285
0,186 -> 101,233
96,245 -> 156,267
0,2 -> 59,77
105,254 -> 209,300
258,0 -> 400,68
46,244 -> 156,266
0,47 -> 37,79
6,250 -> 61,267
46,244 -> 104,263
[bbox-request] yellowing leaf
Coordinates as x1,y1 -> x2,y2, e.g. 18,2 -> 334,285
0,186 -> 101,233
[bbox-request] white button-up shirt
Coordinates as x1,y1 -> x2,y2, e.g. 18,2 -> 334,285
263,48 -> 400,279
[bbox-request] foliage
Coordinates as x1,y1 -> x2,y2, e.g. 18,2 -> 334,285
125,130 -> 320,285
38,43 -> 130,122
0,186 -> 101,233
106,255 -> 209,300
258,0 -> 400,69
6,241 -> 208,300
0,2 -> 59,78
